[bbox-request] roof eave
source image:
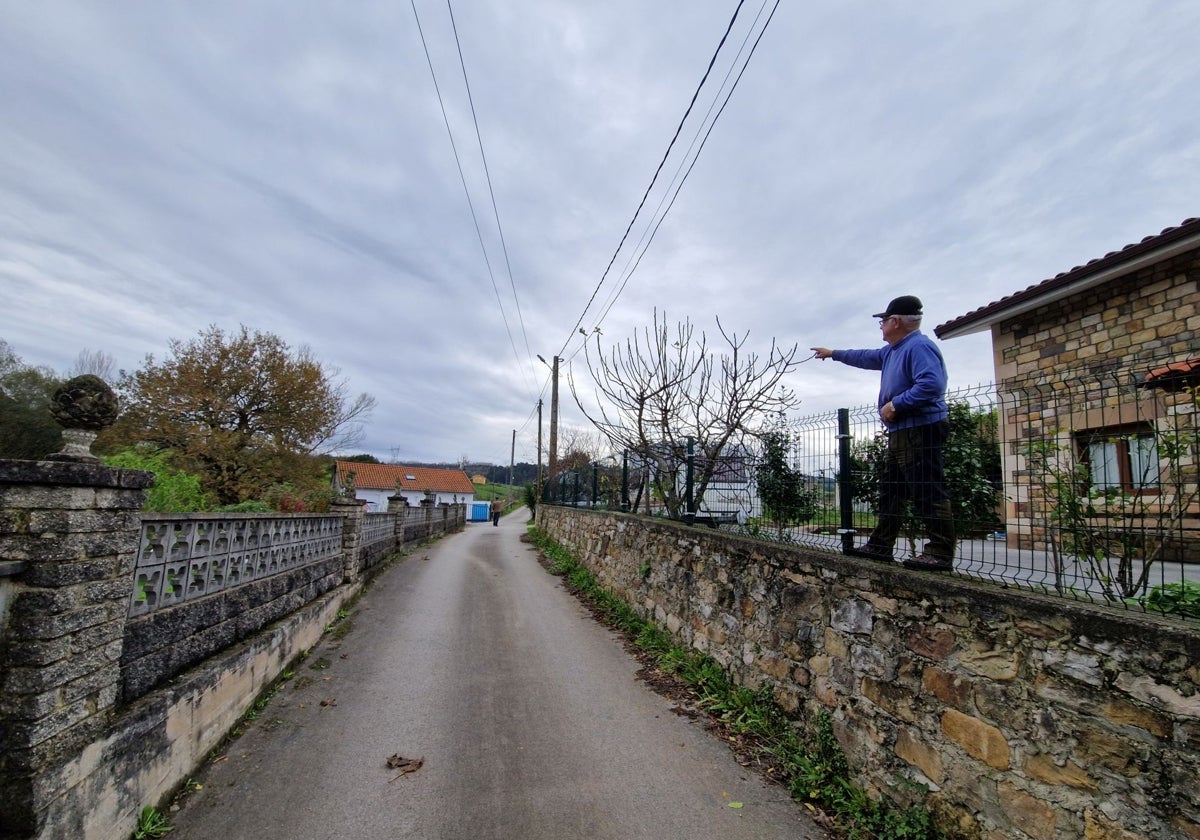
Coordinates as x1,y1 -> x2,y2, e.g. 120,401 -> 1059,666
936,224 -> 1200,340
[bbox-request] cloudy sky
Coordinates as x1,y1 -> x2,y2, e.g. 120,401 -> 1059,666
2,1 -> 1197,467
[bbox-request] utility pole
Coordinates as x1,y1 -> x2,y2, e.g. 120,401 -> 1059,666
540,350 -> 561,501
548,356 -> 559,501
536,398 -> 543,499
508,429 -> 515,500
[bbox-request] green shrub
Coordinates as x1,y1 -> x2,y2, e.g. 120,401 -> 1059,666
1141,582 -> 1200,619
102,449 -> 209,512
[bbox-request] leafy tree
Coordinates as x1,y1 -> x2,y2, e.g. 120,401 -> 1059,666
576,311 -> 803,519
0,339 -> 62,460
755,428 -> 817,534
340,453 -> 381,464
943,403 -> 1003,535
846,402 -> 1002,542
103,325 -> 375,505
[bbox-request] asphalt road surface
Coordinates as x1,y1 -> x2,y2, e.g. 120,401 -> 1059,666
168,511 -> 827,840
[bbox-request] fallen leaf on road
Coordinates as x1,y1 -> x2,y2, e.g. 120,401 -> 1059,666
728,802 -> 744,809
386,754 -> 424,782
320,698 -> 337,707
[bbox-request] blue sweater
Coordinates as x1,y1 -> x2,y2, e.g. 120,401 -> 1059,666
832,331 -> 949,431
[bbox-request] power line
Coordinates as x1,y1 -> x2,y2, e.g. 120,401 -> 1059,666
558,0 -> 749,358
589,0 -> 775,339
587,0 -> 782,343
410,0 -> 533,395
444,0 -> 536,383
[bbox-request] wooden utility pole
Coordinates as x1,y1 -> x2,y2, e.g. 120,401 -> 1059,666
548,356 -> 559,500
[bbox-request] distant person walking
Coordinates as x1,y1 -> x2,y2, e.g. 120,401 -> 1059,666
492,499 -> 502,526
811,294 -> 956,571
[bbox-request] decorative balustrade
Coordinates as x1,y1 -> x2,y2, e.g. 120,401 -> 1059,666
362,512 -> 397,549
129,514 -> 344,617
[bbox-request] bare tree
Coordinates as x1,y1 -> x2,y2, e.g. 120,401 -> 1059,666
69,348 -> 116,381
572,310 -> 802,518
555,425 -> 612,467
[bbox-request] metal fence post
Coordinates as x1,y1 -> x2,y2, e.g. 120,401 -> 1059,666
685,436 -> 695,523
837,408 -> 855,553
621,450 -> 630,511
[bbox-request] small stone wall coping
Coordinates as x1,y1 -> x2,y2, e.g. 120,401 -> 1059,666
0,460 -> 154,490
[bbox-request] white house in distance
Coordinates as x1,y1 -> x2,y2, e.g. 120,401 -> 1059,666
333,461 -> 477,511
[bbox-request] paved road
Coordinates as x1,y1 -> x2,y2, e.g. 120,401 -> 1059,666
169,511 -> 825,840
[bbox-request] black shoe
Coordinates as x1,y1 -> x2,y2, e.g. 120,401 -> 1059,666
845,545 -> 894,563
902,553 -> 953,572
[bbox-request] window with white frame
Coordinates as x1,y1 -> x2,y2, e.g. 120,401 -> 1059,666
1077,426 -> 1160,493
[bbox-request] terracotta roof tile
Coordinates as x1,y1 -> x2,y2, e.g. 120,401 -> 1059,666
334,461 -> 476,495
936,217 -> 1200,339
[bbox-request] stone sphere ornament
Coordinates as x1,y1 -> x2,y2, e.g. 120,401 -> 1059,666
49,375 -> 119,431
45,375 -> 119,462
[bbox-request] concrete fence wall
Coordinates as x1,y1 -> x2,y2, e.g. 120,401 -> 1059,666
0,460 -> 465,840
536,505 -> 1200,840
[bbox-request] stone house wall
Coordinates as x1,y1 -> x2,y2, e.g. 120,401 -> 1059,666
536,505 -> 1200,840
989,247 -> 1200,551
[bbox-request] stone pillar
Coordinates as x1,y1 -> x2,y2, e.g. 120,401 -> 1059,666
388,492 -> 408,544
331,498 -> 364,584
420,497 -> 435,541
0,459 -> 152,838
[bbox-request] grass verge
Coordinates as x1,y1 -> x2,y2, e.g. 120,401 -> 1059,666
527,526 -> 943,840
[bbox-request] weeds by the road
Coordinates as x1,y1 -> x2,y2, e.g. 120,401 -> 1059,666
529,527 -> 943,840
132,806 -> 172,839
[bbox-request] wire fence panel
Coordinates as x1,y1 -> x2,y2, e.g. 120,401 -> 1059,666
543,354 -> 1199,621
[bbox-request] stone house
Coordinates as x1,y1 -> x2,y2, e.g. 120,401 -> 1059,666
333,461 -> 477,511
935,217 -> 1200,556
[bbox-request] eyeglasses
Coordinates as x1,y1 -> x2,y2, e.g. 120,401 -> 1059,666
878,316 -> 895,327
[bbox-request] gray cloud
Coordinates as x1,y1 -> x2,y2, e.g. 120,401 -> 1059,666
2,0 -> 1197,467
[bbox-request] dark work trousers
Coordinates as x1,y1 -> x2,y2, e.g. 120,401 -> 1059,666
866,420 -> 956,559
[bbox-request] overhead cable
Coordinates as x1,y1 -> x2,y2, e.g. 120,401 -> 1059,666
558,0 -> 749,358
445,0 -> 537,387
411,0 -> 533,396
586,0 -> 782,345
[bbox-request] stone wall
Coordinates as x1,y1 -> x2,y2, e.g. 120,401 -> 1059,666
0,460 -> 466,840
537,505 -> 1200,840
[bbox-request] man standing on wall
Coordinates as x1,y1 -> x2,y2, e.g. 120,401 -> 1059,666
810,295 -> 956,571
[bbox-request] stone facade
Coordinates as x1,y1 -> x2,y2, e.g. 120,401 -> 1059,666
988,247 -> 1200,553
537,505 -> 1200,840
991,250 -> 1199,385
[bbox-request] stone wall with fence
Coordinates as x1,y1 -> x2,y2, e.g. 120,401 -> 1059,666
537,505 -> 1200,840
0,458 -> 465,840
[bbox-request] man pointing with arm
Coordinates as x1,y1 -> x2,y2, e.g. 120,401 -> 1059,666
811,295 -> 956,571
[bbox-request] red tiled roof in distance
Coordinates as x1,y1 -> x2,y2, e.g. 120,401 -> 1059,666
936,217 -> 1200,340
334,461 -> 476,495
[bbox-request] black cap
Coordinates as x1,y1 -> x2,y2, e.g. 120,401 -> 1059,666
873,295 -> 923,319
